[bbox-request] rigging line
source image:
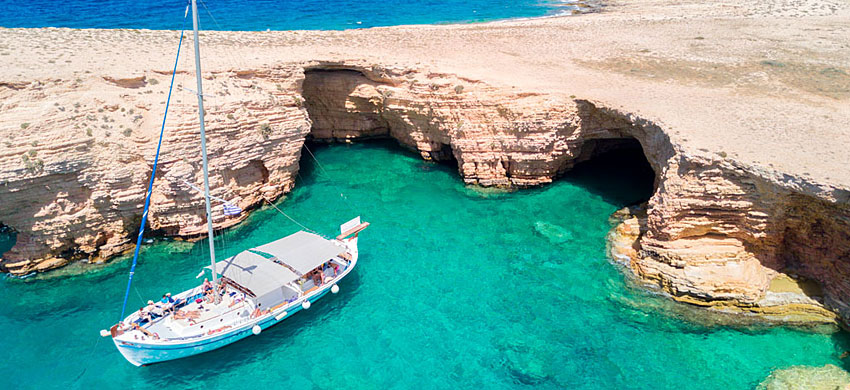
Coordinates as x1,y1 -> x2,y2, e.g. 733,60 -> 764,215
70,335 -> 101,384
119,5 -> 190,322
262,197 -> 323,237
180,179 -> 232,204
302,143 -> 360,215
198,0 -> 250,99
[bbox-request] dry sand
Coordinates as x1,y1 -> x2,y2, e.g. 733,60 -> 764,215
1,0 -> 849,188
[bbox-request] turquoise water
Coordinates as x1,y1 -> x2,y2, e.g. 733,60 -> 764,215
0,141 -> 847,389
0,0 -> 570,30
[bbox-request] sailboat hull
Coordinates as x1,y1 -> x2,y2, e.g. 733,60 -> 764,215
112,236 -> 359,366
113,289 -> 331,366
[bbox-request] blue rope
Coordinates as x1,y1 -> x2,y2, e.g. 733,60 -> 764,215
119,9 -> 189,321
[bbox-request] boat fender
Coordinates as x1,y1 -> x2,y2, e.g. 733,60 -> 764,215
274,311 -> 288,321
302,300 -> 311,310
252,325 -> 262,335
331,284 -> 340,294
100,329 -> 110,337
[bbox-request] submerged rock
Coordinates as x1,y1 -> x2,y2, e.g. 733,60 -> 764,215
533,221 -> 573,244
757,364 -> 850,390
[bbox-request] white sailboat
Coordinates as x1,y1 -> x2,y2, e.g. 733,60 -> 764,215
102,0 -> 368,366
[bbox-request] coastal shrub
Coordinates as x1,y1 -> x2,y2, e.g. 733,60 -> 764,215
496,106 -> 517,121
227,113 -> 235,120
760,60 -> 785,68
86,128 -> 92,137
31,141 -> 38,147
454,85 -> 464,94
259,123 -> 272,140
821,67 -> 848,76
21,154 -> 44,174
27,150 -> 36,157
149,78 -> 159,85
98,108 -> 104,113
293,96 -> 303,107
20,123 -> 29,129
122,128 -> 132,137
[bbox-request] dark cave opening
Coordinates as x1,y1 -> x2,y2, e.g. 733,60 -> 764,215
563,137 -> 656,207
0,224 -> 16,260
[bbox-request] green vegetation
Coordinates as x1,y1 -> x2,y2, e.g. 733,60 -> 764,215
20,123 -> 29,129
259,122 -> 272,140
760,60 -> 786,68
20,154 -> 44,174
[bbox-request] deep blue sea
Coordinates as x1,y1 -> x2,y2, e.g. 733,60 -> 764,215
0,0 -> 571,31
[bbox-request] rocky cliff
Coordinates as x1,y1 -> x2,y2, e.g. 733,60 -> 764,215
2,52 -> 849,326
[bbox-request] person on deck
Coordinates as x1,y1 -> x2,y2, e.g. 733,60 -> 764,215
160,293 -> 175,315
145,300 -> 161,318
312,268 -> 323,286
203,278 -> 213,301
137,306 -> 151,324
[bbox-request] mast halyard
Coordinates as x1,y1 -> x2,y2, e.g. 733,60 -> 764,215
190,0 -> 218,290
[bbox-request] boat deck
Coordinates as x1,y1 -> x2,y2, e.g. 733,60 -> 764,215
143,291 -> 251,340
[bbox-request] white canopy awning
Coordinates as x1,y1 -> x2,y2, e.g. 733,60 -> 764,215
209,251 -> 299,298
251,231 -> 344,274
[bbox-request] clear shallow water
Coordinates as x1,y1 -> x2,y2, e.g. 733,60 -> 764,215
0,141 -> 848,389
0,0 -> 569,30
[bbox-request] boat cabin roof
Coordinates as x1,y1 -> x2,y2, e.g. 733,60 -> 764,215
207,231 -> 344,298
214,251 -> 298,298
252,231 -> 345,274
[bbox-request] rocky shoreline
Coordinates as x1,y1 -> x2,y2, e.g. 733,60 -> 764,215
2,0 -> 849,327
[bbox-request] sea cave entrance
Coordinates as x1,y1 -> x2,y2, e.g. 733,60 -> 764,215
564,137 -> 656,207
299,67 -> 652,205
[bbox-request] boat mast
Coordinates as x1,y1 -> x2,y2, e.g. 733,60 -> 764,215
190,0 -> 218,289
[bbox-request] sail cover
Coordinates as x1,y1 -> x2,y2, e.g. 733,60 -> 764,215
251,231 -> 344,274
211,251 -> 298,299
